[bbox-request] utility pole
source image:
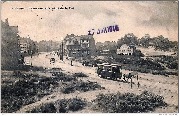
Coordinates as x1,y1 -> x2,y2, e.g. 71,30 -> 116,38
51,40 -> 52,52
131,78 -> 133,89
60,41 -> 63,61
62,41 -> 63,61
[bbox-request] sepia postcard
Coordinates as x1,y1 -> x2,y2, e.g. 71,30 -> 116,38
1,1 -> 179,114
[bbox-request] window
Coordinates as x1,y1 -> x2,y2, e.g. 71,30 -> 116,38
81,43 -> 88,48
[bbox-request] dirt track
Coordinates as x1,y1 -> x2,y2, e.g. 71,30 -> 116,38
17,53 -> 178,113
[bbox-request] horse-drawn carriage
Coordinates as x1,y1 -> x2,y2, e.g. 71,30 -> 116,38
97,63 -> 122,80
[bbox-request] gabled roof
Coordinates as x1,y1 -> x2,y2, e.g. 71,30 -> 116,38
66,38 -> 80,46
120,44 -> 129,49
118,44 -> 136,50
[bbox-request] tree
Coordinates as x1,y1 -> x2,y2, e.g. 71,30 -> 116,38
139,34 -> 152,48
133,49 -> 144,57
117,33 -> 138,48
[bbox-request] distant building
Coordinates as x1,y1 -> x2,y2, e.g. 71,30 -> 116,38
18,37 -> 38,56
64,34 -> 96,58
65,38 -> 81,57
143,34 -> 150,39
96,41 -> 117,56
19,37 -> 30,54
117,44 -> 135,55
38,40 -> 60,52
20,43 -> 28,53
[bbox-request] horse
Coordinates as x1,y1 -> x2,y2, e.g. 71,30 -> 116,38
123,73 -> 133,82
130,71 -> 138,78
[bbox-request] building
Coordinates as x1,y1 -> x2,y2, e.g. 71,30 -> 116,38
20,43 -> 28,53
65,39 -> 81,57
1,18 -> 22,70
64,34 -> 96,58
96,41 -> 117,56
19,37 -> 38,56
80,35 -> 96,57
19,38 -> 29,54
117,44 -> 135,55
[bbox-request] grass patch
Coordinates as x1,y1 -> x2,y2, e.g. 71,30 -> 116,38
1,77 -> 58,113
72,72 -> 88,77
56,75 -> 77,82
27,98 -> 87,113
92,91 -> 167,113
30,66 -> 45,72
61,80 -> 104,94
1,71 -> 71,113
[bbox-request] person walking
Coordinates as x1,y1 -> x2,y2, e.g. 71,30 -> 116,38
71,60 -> 73,66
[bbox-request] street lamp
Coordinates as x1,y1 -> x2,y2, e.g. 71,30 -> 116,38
60,37 -> 64,61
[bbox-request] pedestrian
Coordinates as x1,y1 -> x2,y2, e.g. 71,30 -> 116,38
71,60 -> 73,66
137,82 -> 140,88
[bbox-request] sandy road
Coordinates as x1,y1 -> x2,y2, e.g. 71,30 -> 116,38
17,52 -> 178,113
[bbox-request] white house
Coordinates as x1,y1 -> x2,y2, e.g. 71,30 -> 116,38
117,44 -> 135,55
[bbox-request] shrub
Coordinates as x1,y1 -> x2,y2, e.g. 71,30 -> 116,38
93,91 -> 167,113
30,66 -> 45,72
133,49 -> 144,57
29,103 -> 56,113
27,98 -> 86,113
1,72 -> 64,113
167,62 -> 178,70
61,80 -> 103,94
72,72 -> 88,77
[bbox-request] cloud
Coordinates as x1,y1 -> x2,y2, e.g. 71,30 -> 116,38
1,1 -> 178,42
139,1 -> 178,29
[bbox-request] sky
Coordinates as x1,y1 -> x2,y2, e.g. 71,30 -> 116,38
1,1 -> 178,42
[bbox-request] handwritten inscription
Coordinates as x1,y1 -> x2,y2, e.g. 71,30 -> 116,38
12,5 -> 74,10
88,25 -> 119,35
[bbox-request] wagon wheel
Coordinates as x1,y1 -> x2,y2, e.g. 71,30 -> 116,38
110,76 -> 114,80
113,73 -> 118,81
101,75 -> 105,78
104,75 -> 107,79
119,72 -> 122,80
114,76 -> 118,81
123,74 -> 127,82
